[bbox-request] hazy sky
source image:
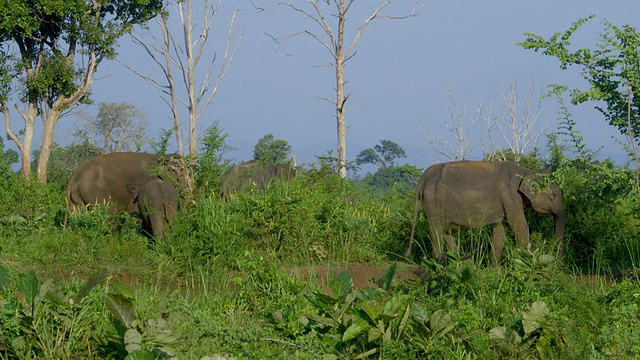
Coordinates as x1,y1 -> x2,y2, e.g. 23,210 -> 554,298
75,1 -> 640,170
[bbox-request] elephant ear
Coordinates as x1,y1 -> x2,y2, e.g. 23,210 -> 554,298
517,169 -> 550,202
125,184 -> 141,200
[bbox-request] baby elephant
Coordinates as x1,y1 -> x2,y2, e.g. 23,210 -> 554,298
133,178 -> 179,241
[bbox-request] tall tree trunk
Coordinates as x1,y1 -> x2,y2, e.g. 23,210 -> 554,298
36,108 -> 63,184
335,1 -> 347,178
183,0 -> 198,156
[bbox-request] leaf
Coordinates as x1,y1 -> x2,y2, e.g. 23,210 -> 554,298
361,300 -> 382,323
354,348 -> 378,359
536,254 -> 557,266
106,293 -> 135,328
17,270 -> 39,309
382,294 -> 410,317
367,326 -> 382,342
0,265 -> 10,288
522,301 -> 549,335
330,271 -> 352,298
380,263 -> 397,292
343,318 -> 370,342
489,326 -> 521,344
124,328 -> 142,354
429,309 -> 455,340
305,293 -> 336,313
46,285 -> 68,306
75,268 -> 108,303
34,278 -> 53,312
395,302 -> 411,340
110,281 -> 137,299
124,350 -> 156,360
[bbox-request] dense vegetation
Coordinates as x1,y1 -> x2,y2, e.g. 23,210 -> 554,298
1,128 -> 640,359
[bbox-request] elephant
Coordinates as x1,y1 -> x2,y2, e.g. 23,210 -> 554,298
219,160 -> 296,198
130,178 -> 179,241
66,152 -> 194,214
407,161 -> 564,267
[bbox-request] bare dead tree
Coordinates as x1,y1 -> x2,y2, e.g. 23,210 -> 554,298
424,80 -> 550,164
487,80 -> 549,162
421,88 -> 474,161
122,0 -> 242,156
254,0 -> 420,177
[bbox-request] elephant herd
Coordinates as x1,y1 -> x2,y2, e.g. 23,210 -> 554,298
65,152 -> 296,241
66,153 -> 565,266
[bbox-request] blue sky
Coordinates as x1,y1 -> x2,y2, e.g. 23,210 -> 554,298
76,1 -> 640,171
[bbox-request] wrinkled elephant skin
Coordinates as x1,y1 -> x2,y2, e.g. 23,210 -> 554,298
408,161 -> 564,267
133,178 -> 179,241
219,160 -> 295,198
66,152 -> 192,213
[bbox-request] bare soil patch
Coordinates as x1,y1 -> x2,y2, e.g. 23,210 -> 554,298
290,263 -> 421,294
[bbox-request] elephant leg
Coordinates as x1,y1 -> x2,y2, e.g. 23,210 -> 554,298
491,223 -> 507,267
506,209 -> 531,250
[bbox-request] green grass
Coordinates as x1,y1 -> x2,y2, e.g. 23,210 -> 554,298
1,174 -> 640,359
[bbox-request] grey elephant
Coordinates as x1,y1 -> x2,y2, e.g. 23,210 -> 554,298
130,178 -> 179,241
219,160 -> 296,198
66,152 -> 194,214
407,161 -> 564,267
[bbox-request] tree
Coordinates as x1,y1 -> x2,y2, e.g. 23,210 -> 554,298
356,139 -> 406,169
32,141 -> 103,191
256,1 -> 419,177
0,0 -> 163,184
75,102 -> 149,153
196,120 -> 233,190
125,0 -> 242,156
422,80 -> 549,162
253,134 -> 292,164
519,18 -> 640,162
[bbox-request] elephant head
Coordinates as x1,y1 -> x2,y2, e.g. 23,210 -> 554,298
131,178 -> 179,242
517,168 -> 565,259
408,161 -> 564,267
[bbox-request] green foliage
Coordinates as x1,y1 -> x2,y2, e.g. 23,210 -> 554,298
356,164 -> 422,196
0,137 -> 18,177
355,140 -> 407,169
253,133 -> 292,164
0,0 -> 164,104
298,268 -> 455,358
547,99 -> 640,272
0,268 -> 111,358
519,17 -> 640,142
105,283 -> 178,358
196,121 -> 233,191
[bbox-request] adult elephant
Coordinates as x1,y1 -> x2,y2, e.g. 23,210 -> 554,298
219,160 -> 296,198
131,178 -> 179,241
407,161 -> 564,267
66,152 -> 193,214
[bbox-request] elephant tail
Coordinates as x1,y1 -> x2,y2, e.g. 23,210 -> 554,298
406,184 -> 422,257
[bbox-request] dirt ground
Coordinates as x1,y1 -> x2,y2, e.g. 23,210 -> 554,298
290,263 -> 421,294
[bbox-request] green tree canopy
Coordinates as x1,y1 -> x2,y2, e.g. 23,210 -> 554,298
253,134 -> 292,164
0,137 -> 18,178
518,16 -> 640,140
0,0 -> 163,183
356,140 -> 407,169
